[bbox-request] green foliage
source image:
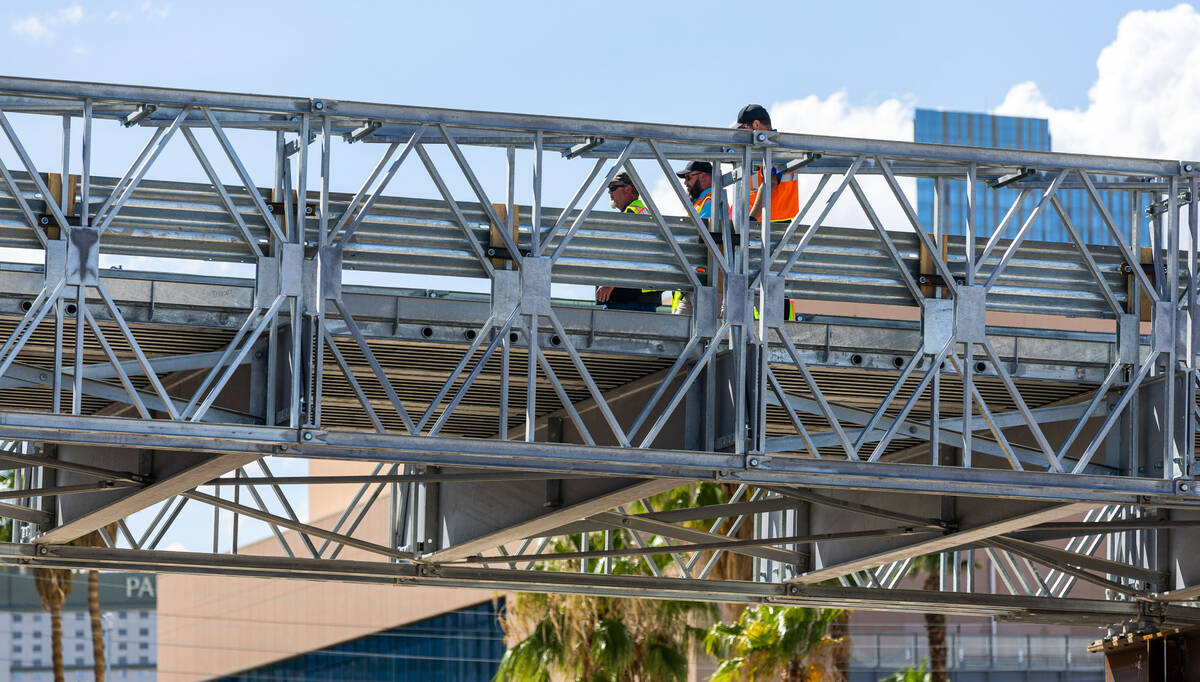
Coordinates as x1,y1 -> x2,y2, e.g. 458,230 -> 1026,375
880,660 -> 930,682
702,604 -> 843,681
497,481 -> 729,682
590,618 -> 634,671
496,590 -> 712,682
644,638 -> 689,682
494,615 -> 561,682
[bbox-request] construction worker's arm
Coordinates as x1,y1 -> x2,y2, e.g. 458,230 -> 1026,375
596,286 -> 614,303
749,170 -> 780,220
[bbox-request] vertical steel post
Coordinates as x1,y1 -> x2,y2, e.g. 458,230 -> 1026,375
1186,177 -> 1198,478
1164,177 -> 1179,479
525,315 -> 537,442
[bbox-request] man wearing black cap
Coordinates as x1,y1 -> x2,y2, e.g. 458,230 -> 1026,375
735,104 -> 799,224
736,104 -> 800,322
595,171 -> 665,312
675,160 -> 713,218
668,161 -> 715,315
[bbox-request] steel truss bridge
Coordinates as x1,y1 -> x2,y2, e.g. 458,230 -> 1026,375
0,75 -> 1196,632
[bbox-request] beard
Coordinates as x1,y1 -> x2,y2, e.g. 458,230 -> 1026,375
687,183 -> 702,202
610,198 -> 619,210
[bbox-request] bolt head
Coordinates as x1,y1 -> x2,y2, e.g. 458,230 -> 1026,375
313,101 -> 324,110
756,133 -> 766,141
749,457 -> 759,467
279,444 -> 288,451
39,547 -> 47,555
1182,483 -> 1191,492
1186,164 -> 1195,172
303,432 -> 313,440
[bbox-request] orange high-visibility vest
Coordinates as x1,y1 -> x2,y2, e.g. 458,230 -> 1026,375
748,167 -> 799,222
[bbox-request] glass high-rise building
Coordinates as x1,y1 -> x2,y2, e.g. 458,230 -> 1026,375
914,109 -> 1140,246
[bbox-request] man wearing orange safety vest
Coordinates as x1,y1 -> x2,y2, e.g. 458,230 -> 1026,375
676,160 -> 713,219
670,162 -> 713,314
595,172 -> 666,312
735,104 -> 800,223
736,104 -> 799,321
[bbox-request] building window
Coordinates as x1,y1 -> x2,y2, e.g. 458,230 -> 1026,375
117,629 -> 126,636
74,630 -> 83,638
138,628 -> 148,636
118,656 -> 126,665
31,659 -> 41,668
74,658 -> 83,666
32,614 -> 41,623
138,642 -> 147,650
138,656 -> 148,664
32,631 -> 41,639
138,611 -> 148,619
118,612 -> 127,620
118,643 -> 127,651
32,645 -> 41,653
13,613 -> 22,622
13,631 -> 22,639
13,645 -> 21,653
74,613 -> 83,621
74,643 -> 84,652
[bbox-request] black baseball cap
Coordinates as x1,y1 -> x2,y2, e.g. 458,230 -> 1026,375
610,172 -> 634,187
735,104 -> 770,126
675,160 -> 713,177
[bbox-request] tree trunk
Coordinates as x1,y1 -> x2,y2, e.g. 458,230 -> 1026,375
924,571 -> 947,682
33,568 -> 72,682
829,610 -> 853,682
710,483 -> 753,622
784,656 -> 805,681
51,600 -> 64,682
90,570 -> 105,682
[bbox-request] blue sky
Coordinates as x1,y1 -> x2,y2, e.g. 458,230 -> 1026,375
4,1 -> 1200,549
1,1 -> 1191,125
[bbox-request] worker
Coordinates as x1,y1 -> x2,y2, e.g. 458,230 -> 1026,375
670,162 -> 714,314
735,104 -> 799,223
676,161 -> 713,218
595,172 -> 665,312
736,104 -> 799,321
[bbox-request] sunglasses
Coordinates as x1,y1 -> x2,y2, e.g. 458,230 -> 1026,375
607,183 -> 629,192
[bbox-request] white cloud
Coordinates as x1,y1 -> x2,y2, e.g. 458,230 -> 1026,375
11,5 -> 85,42
140,0 -> 170,20
59,5 -> 84,24
72,45 -> 88,56
11,15 -> 53,41
995,3 -> 1200,161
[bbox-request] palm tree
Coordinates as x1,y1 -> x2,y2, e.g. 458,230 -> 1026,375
75,524 -> 118,682
497,591 -> 705,682
702,604 -> 845,682
907,555 -> 947,682
33,566 -> 73,682
496,484 -> 720,681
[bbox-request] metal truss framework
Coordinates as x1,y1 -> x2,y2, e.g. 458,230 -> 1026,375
0,76 -> 1196,630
